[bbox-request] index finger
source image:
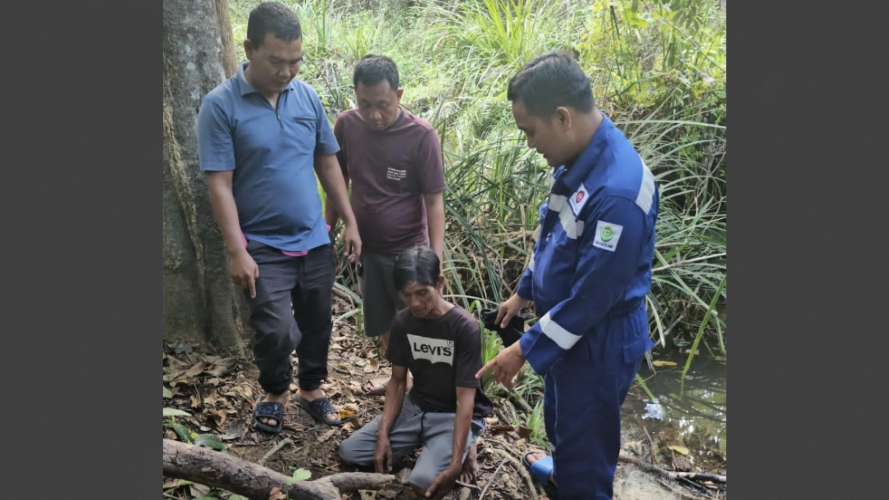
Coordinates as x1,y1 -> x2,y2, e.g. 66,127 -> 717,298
476,358 -> 497,380
248,276 -> 257,299
425,478 -> 439,498
351,241 -> 362,262
495,305 -> 507,327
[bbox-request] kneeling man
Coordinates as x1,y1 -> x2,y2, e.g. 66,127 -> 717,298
339,246 -> 493,499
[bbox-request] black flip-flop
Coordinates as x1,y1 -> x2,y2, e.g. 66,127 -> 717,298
297,395 -> 343,427
253,396 -> 284,434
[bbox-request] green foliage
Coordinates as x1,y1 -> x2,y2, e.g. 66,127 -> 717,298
576,0 -> 726,121
287,468 -> 313,484
194,434 -> 227,451
163,408 -> 190,418
518,400 -> 548,448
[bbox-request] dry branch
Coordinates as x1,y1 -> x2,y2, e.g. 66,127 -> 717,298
163,439 -> 394,500
619,451 -> 726,484
489,448 -> 539,500
478,458 -> 509,499
259,438 -> 294,466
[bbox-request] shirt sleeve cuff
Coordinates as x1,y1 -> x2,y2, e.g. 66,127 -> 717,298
421,184 -> 448,194
315,144 -> 340,156
200,161 -> 235,172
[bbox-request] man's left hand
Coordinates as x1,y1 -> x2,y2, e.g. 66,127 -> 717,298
342,224 -> 362,263
476,341 -> 526,390
425,466 -> 460,499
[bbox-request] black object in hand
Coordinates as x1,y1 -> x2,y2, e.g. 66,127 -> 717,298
481,308 -> 528,348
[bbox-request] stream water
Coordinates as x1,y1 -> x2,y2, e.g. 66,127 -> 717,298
622,350 -> 727,474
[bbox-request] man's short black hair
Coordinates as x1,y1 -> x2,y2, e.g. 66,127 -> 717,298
394,246 -> 440,291
507,51 -> 595,118
247,2 -> 302,48
353,55 -> 400,91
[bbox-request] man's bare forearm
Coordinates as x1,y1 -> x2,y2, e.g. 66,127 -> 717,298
450,388 -> 475,470
207,172 -> 246,256
378,368 -> 408,438
315,156 -> 356,227
424,192 -> 445,262
324,175 -> 349,228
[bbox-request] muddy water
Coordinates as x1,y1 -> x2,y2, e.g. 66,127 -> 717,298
622,351 -> 727,474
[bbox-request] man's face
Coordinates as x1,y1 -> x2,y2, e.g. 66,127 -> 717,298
355,79 -> 403,131
512,100 -> 570,168
244,34 -> 303,95
398,280 -> 442,320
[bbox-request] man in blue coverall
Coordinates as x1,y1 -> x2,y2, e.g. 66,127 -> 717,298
477,51 -> 659,499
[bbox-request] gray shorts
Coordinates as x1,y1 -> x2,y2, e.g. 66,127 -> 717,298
338,394 -> 486,491
359,252 -> 406,337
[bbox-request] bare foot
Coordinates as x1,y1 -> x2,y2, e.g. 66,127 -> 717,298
460,441 -> 479,483
297,388 -> 339,424
256,392 -> 288,428
364,376 -> 389,395
526,451 -> 557,486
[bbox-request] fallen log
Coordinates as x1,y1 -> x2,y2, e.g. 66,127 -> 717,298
163,439 -> 395,500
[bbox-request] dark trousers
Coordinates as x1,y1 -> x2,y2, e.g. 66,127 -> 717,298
244,241 -> 335,395
544,303 -> 650,499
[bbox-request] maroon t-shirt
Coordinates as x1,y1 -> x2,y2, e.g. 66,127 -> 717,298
334,108 -> 447,255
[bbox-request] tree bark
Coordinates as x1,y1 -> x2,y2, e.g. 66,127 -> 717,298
215,0 -> 240,78
163,0 -> 249,353
163,439 -> 395,500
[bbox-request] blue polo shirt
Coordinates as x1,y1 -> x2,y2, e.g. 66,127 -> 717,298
197,61 -> 339,253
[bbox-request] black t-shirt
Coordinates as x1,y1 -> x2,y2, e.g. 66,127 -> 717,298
387,305 -> 494,421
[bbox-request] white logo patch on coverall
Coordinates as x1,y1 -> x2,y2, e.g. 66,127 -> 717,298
593,221 -> 623,251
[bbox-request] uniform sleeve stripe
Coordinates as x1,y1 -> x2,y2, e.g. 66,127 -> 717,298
539,313 -> 583,350
636,162 -> 656,214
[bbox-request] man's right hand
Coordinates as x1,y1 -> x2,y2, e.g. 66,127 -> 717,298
496,294 -> 531,329
230,250 -> 260,299
374,436 -> 393,473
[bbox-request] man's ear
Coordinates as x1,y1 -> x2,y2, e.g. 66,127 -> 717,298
554,106 -> 572,131
437,274 -> 445,289
396,88 -> 405,101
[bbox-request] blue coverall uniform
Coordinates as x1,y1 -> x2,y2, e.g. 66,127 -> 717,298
517,115 -> 659,499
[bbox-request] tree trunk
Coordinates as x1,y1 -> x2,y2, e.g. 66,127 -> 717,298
163,0 -> 248,353
215,0 -> 240,78
163,439 -> 395,500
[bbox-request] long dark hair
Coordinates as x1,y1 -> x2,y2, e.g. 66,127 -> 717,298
393,246 -> 440,291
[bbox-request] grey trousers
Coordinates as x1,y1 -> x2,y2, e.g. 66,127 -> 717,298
338,394 -> 486,490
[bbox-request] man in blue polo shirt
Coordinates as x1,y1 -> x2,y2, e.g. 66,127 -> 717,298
478,52 -> 659,499
197,2 -> 361,433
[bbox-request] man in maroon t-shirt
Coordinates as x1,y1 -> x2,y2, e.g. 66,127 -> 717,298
325,55 -> 447,395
